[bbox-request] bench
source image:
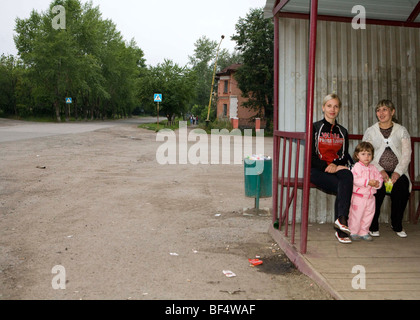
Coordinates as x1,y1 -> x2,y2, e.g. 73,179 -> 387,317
275,132 -> 420,227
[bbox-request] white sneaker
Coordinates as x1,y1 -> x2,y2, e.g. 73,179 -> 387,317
369,231 -> 380,237
396,230 -> 407,238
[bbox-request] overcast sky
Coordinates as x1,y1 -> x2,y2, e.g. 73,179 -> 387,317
0,0 -> 268,66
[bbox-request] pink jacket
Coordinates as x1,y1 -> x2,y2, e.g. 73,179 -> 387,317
352,162 -> 384,197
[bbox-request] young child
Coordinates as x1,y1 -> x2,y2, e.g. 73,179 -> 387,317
348,142 -> 384,241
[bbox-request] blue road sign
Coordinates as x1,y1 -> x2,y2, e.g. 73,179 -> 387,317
154,94 -> 162,102
66,98 -> 72,104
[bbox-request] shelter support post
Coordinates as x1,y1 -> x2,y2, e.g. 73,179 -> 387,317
272,12 -> 280,225
300,0 -> 318,254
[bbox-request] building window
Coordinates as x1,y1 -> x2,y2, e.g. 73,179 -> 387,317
224,80 -> 229,93
223,104 -> 228,117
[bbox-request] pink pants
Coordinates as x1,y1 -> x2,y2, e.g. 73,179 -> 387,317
348,193 -> 376,236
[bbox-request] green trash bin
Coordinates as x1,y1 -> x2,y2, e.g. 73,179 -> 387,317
244,157 -> 272,209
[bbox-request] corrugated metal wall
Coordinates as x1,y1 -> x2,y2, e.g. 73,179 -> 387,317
277,17 -> 420,223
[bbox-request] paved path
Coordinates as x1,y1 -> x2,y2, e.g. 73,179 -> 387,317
270,222 -> 420,300
0,117 -> 157,143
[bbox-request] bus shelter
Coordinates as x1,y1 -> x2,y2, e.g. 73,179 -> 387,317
264,0 -> 420,254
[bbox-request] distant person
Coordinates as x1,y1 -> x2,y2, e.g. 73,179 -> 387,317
348,142 -> 383,241
310,93 -> 354,244
363,100 -> 412,238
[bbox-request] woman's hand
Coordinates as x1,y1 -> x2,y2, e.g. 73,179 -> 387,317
325,163 -> 337,173
325,164 -> 348,174
336,165 -> 349,172
380,170 -> 389,181
391,172 -> 400,184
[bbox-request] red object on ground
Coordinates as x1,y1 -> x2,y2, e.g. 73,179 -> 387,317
248,259 -> 263,266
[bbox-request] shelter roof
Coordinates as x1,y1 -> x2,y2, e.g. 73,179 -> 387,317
264,0 -> 420,25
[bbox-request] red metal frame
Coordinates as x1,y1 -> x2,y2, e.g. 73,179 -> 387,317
273,0 -> 290,16
407,1 -> 420,23
272,12 -> 280,227
274,131 -> 305,245
300,0 -> 318,254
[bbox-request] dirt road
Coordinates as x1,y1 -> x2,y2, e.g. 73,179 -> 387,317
0,118 -> 332,300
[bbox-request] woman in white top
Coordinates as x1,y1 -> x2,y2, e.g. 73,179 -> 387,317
363,100 -> 412,238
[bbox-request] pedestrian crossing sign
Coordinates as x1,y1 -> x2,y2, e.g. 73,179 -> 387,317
66,98 -> 72,104
154,94 -> 162,102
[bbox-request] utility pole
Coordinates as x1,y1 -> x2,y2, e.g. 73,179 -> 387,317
206,35 -> 225,126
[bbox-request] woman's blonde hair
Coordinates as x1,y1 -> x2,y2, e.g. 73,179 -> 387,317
322,93 -> 342,108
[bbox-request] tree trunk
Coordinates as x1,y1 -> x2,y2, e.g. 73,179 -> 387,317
54,101 -> 61,122
74,99 -> 79,121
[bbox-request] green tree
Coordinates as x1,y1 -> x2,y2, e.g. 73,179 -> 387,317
147,59 -> 196,124
231,8 -> 274,121
0,55 -> 22,116
13,0 -> 146,121
188,36 -> 218,109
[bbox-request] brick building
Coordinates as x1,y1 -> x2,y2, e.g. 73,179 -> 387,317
216,64 -> 264,128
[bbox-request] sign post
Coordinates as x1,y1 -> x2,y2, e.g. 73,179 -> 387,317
66,98 -> 72,120
154,94 -> 162,127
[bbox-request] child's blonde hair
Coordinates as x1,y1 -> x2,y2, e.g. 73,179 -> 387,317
353,141 -> 375,162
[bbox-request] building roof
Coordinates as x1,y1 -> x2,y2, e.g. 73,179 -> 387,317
264,0 -> 420,25
216,63 -> 242,77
